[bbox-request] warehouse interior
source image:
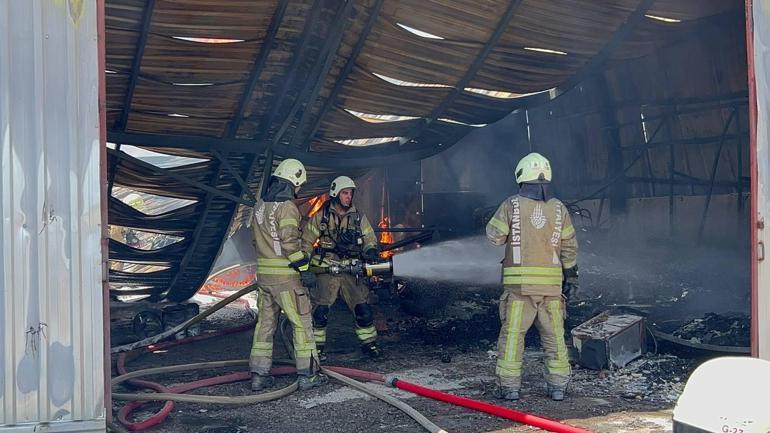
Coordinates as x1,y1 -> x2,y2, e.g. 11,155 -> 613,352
99,0 -> 752,432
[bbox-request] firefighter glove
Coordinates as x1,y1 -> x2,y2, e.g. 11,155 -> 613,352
562,266 -> 579,299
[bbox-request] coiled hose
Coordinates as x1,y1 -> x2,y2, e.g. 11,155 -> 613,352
114,357 -> 447,432
113,286 -> 592,433
112,289 -> 448,433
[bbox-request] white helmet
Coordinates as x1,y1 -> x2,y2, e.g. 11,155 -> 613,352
330,176 -> 356,198
273,158 -> 307,187
515,152 -> 552,184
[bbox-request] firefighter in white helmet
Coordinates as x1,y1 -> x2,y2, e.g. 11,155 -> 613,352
249,158 -> 327,391
486,152 -> 579,401
301,175 -> 381,359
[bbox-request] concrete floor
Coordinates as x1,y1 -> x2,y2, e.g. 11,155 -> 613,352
112,281 -> 697,433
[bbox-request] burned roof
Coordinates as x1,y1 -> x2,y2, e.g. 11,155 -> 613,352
105,0 -> 740,301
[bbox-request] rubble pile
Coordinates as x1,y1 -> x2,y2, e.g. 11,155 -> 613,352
672,312 -> 750,347
571,353 -> 693,404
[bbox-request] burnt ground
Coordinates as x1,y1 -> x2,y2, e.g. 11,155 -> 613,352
109,275 -> 739,433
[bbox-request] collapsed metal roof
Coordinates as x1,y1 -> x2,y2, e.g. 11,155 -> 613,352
105,0 -> 740,301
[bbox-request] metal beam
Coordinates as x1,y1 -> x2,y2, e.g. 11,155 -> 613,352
427,0 -> 524,124
697,108 -> 738,242
621,177 -> 747,188
107,130 -> 439,168
296,0 -> 384,151
164,0 -> 325,300
108,130 -> 265,153
255,0 -> 325,145
596,74 -> 627,213
211,150 -> 258,204
257,150 -> 275,199
621,133 -> 748,151
270,0 -> 354,149
403,0 -> 525,145
737,108 -> 744,211
221,0 -> 329,236
668,107 -> 676,237
114,0 -> 155,131
508,0 -> 656,109
164,160 -> 226,300
225,0 -> 290,139
405,0 -> 657,164
107,0 -> 155,198
108,148 -> 254,206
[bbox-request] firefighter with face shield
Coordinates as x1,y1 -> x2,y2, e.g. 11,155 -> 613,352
301,176 -> 381,359
249,158 -> 327,392
486,153 -> 579,402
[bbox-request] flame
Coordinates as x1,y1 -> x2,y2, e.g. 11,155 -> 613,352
378,217 -> 394,259
307,194 -> 327,217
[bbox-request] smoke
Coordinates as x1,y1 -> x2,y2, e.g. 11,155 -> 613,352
393,236 -> 504,284
577,230 -> 750,317
392,229 -> 750,318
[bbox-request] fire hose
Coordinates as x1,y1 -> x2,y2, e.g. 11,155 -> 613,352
112,282 -> 593,433
384,377 -> 592,433
112,293 -> 446,432
115,355 -> 446,433
280,331 -> 592,433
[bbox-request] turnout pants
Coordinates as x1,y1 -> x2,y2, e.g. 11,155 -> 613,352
496,291 -> 570,390
250,276 -> 319,376
311,273 -> 377,346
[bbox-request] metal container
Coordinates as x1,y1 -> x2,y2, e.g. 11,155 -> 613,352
1,1 -> 105,431
571,311 -> 646,370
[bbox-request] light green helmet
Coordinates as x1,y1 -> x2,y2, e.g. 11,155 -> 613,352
273,158 -> 307,187
124,193 -> 144,209
515,152 -> 552,184
330,175 -> 356,198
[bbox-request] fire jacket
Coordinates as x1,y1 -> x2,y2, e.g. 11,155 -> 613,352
251,198 -> 308,279
301,202 -> 377,267
486,195 -> 578,296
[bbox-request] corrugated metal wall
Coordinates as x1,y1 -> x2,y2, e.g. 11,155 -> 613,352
0,1 -> 105,430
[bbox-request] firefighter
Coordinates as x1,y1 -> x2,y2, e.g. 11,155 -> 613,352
486,152 -> 579,401
249,158 -> 327,391
301,176 -> 381,359
109,193 -> 144,273
121,193 -> 144,248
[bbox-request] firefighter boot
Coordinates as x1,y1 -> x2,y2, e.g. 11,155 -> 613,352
361,341 -> 381,358
495,386 -> 520,401
251,374 -> 275,392
547,384 -> 566,401
298,373 -> 329,390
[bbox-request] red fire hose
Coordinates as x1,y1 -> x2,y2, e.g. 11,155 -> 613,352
117,368 -> 293,430
386,377 -> 593,433
118,351 -> 592,433
116,321 -> 258,430
114,293 -> 592,433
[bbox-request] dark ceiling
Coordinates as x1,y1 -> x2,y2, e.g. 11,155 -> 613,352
104,0 -> 741,301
